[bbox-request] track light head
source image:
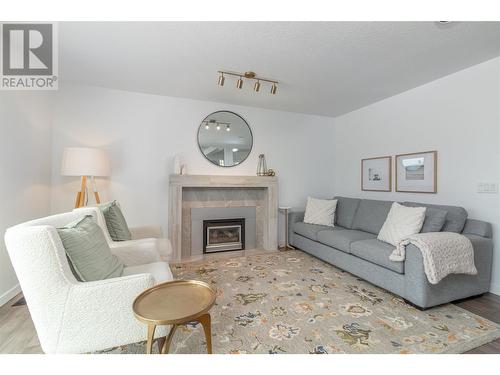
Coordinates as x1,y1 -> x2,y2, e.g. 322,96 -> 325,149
216,124 -> 221,130
218,74 -> 225,86
254,80 -> 261,92
226,125 -> 231,132
204,123 -> 210,130
270,83 -> 277,95
236,77 -> 243,89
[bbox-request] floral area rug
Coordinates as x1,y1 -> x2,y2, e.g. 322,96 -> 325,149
106,250 -> 500,354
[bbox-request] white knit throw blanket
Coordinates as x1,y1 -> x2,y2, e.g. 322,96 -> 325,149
390,232 -> 477,284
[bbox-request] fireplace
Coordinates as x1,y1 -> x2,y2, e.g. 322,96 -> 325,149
203,218 -> 245,253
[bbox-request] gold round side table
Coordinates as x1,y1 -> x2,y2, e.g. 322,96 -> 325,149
133,279 -> 217,354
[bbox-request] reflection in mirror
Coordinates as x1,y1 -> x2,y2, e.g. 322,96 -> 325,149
197,111 -> 253,167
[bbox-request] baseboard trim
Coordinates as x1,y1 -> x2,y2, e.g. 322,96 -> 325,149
489,283 -> 500,297
0,283 -> 21,307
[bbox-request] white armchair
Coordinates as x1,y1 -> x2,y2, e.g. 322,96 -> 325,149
74,205 -> 173,263
4,210 -> 171,353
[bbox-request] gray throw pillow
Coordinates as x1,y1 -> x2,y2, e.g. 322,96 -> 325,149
421,207 -> 448,232
100,200 -> 132,241
403,201 -> 467,233
406,206 -> 447,232
58,215 -> 124,281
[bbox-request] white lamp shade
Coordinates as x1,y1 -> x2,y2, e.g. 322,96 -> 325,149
61,147 -> 110,177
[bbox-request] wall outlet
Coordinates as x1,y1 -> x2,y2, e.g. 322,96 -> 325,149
477,182 -> 498,194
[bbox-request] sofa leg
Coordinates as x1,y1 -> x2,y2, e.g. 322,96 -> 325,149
403,299 -> 428,311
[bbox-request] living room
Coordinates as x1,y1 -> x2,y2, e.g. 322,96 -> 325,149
1,1 -> 500,373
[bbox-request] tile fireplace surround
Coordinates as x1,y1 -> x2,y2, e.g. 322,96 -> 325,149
168,175 -> 278,260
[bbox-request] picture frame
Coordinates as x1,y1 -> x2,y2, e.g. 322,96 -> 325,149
395,150 -> 437,193
361,156 -> 392,192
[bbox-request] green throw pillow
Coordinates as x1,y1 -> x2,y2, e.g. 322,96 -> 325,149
100,200 -> 132,241
58,215 -> 124,282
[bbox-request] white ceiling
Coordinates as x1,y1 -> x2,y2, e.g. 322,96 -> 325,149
59,22 -> 500,117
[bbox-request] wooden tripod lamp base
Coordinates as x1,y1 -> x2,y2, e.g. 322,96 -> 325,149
74,176 -> 87,208
74,176 -> 102,208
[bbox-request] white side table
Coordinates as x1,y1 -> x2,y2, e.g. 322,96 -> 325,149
279,206 -> 295,251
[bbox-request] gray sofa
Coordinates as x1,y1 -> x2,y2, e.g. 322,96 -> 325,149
289,196 -> 493,308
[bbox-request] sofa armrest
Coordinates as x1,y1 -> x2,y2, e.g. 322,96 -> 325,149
463,234 -> 494,274
156,238 -> 173,261
289,211 -> 305,224
109,239 -> 161,266
462,219 -> 493,238
288,211 -> 305,245
58,274 -> 157,353
129,225 -> 163,240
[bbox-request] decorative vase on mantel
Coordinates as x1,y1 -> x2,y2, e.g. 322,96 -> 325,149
257,154 -> 268,176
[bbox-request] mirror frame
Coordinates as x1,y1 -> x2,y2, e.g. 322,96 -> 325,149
197,110 -> 253,168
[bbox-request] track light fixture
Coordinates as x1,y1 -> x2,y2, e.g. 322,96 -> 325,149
202,120 -> 230,131
217,70 -> 278,95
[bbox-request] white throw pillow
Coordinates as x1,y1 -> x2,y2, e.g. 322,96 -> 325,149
378,202 -> 426,246
303,197 -> 337,227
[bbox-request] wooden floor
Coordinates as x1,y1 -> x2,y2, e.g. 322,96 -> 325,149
0,293 -> 43,354
455,293 -> 500,353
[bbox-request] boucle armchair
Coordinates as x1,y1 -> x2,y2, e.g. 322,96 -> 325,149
4,210 -> 171,353
74,205 -> 173,263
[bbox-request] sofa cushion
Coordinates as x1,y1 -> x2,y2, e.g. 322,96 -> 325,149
294,222 -> 332,241
333,196 -> 361,229
352,199 -> 393,235
122,262 -> 173,283
57,215 -> 124,282
403,202 -> 468,233
350,239 -> 404,274
317,229 -> 376,253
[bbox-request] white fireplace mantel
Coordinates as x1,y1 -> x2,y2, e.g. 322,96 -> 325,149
168,174 -> 278,260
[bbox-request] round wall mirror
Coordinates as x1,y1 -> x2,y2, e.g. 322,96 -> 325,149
197,111 -> 253,167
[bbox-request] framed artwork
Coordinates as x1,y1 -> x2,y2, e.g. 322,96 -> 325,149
361,156 -> 392,192
396,151 -> 437,193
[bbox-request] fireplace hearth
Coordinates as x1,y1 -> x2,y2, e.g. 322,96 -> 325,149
203,218 -> 245,253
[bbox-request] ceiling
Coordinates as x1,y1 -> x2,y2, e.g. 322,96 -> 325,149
59,22 -> 500,117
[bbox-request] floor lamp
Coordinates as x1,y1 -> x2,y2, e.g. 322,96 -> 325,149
61,147 -> 111,208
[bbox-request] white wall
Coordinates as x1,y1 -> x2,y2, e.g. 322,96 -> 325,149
50,84 -> 336,245
0,92 -> 54,305
333,57 -> 500,294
